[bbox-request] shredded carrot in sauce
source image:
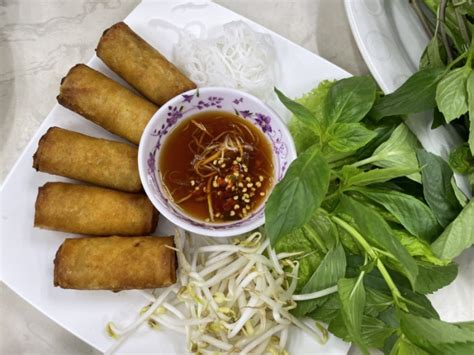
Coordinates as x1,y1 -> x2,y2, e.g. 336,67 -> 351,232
160,111 -> 274,222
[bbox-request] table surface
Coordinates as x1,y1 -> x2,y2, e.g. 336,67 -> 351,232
0,0 -> 368,353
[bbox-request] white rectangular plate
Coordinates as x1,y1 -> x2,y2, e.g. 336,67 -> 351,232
0,0 -> 352,353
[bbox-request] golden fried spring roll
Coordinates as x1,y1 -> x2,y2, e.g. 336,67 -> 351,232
34,182 -> 158,235
57,64 -> 158,145
54,236 -> 176,290
96,22 -> 196,106
33,127 -> 141,192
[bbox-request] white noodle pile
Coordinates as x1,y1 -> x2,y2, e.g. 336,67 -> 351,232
105,231 -> 336,354
173,21 -> 277,100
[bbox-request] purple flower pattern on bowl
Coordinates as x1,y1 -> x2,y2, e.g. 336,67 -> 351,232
197,96 -> 223,109
167,106 -> 183,125
255,113 -> 272,133
239,110 -> 252,118
182,94 -> 194,103
139,87 -> 297,237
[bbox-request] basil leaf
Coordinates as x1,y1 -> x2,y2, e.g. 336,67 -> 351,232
401,290 -> 439,319
328,312 -> 350,341
265,145 -> 330,245
383,332 -> 399,354
346,256 -> 407,294
335,221 -> 361,255
275,87 -> 321,135
309,294 -> 340,323
388,177 -> 425,199
370,68 -> 446,120
451,176 -> 469,208
329,313 -> 395,350
347,256 -> 438,319
337,276 -> 368,354
355,120 -> 399,160
456,322 -> 474,331
370,124 -> 421,182
467,71 -> 474,155
304,212 -> 338,251
327,123 -> 376,153
436,67 -> 472,123
345,166 -> 420,188
449,143 -> 474,175
417,150 -> 462,227
400,313 -> 474,355
324,76 -> 377,124
302,243 -> 346,293
365,287 -> 393,317
414,261 -> 458,294
347,257 -> 439,319
337,195 -> 418,287
419,36 -> 445,70
294,244 -> 346,316
436,67 -> 471,123
352,187 -> 441,242
360,316 -> 396,349
391,338 -> 430,355
349,192 -> 412,224
431,200 -> 474,260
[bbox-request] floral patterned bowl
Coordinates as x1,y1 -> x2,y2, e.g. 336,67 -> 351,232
138,87 -> 297,237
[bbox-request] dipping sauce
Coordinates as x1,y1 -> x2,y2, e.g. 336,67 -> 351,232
159,111 -> 274,222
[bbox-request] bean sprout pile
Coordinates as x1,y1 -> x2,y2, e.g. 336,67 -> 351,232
105,231 -> 335,354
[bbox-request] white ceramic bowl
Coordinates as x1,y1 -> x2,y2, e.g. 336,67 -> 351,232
138,87 -> 296,237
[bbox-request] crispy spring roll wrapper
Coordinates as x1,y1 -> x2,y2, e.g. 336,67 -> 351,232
33,127 -> 141,192
54,236 -> 176,290
57,64 -> 158,144
34,182 -> 158,235
96,22 -> 196,106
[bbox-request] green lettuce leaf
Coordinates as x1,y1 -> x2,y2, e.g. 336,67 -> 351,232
289,80 -> 333,153
274,227 -> 324,291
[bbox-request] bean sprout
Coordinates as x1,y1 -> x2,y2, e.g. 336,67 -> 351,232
105,231 -> 331,354
292,286 -> 339,301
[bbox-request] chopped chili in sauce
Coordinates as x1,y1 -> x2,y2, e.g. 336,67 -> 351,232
160,111 -> 274,222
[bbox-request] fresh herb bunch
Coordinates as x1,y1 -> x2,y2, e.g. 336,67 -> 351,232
381,0 -> 474,188
264,76 -> 474,354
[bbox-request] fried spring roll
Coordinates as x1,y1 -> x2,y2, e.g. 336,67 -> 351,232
96,22 -> 196,106
57,64 -> 158,144
54,236 -> 176,290
34,182 -> 158,235
33,127 -> 141,192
